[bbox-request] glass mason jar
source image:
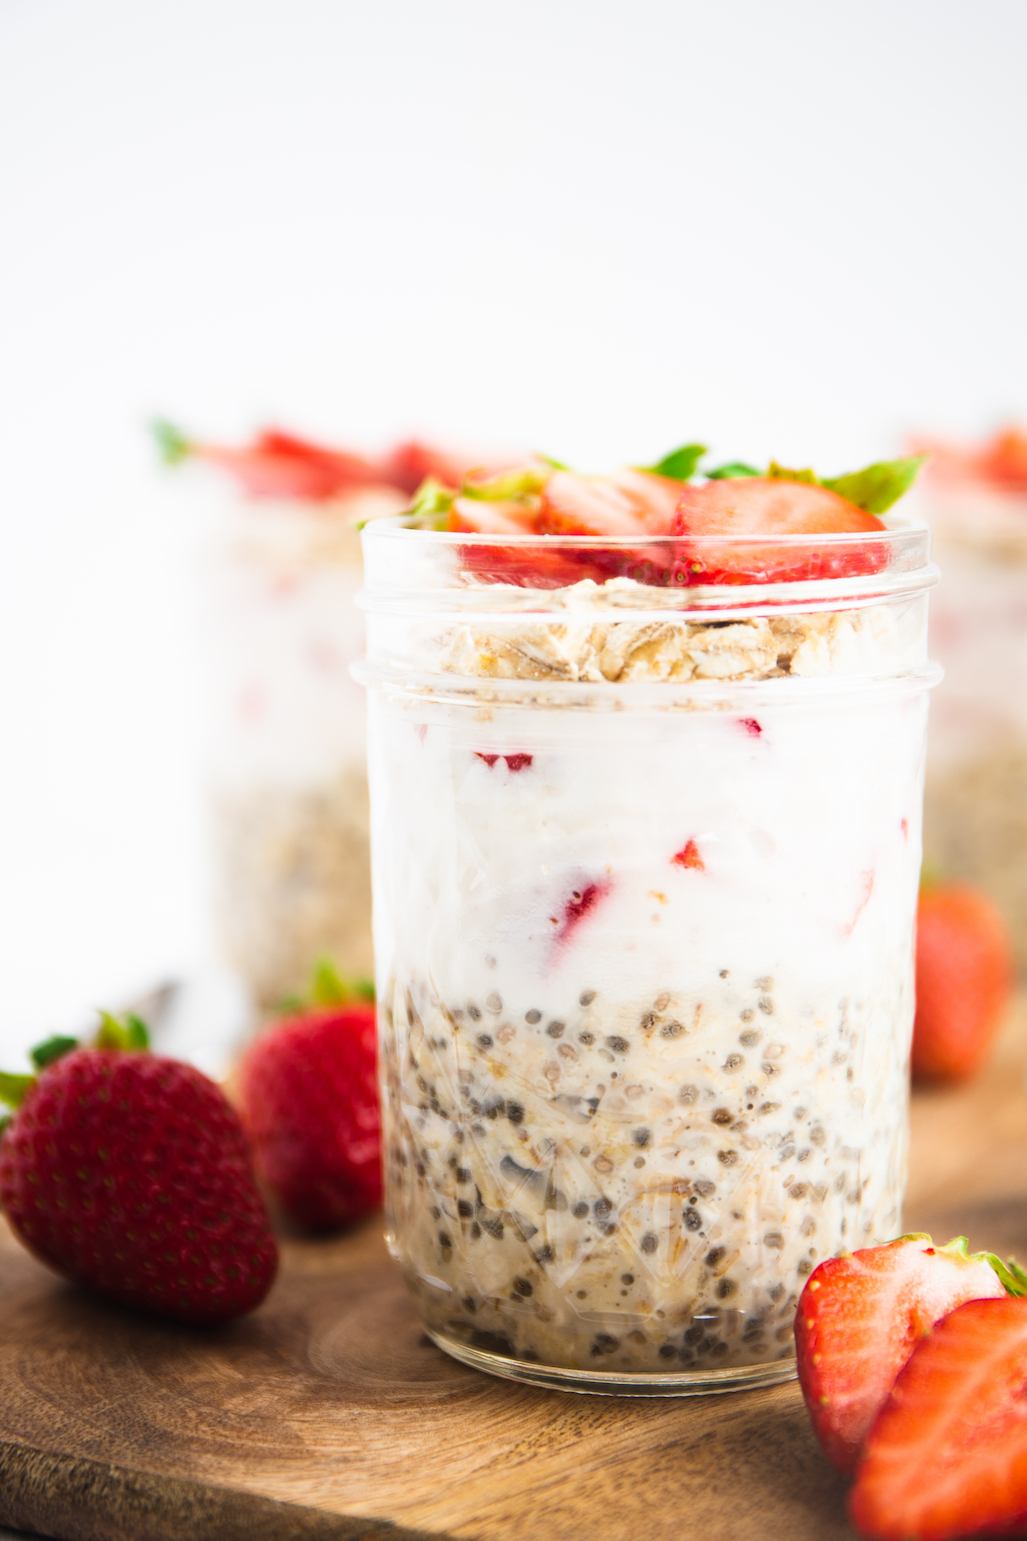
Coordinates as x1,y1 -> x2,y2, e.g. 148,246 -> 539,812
357,519 -> 940,1395
917,485 -> 1027,971
204,497 -> 396,1014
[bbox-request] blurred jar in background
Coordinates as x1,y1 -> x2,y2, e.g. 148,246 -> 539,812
161,425 -> 482,1013
911,427 -> 1027,972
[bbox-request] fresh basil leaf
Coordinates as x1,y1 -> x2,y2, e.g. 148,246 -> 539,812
535,453 -> 571,471
461,468 -> 547,502
640,443 -> 707,482
767,461 -> 820,486
822,455 -> 926,515
403,477 -> 455,530
705,462 -> 761,480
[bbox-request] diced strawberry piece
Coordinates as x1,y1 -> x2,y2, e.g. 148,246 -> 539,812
850,1297 -> 1027,1541
475,751 -> 534,771
551,880 -> 612,945
796,1235 -> 1005,1474
671,840 -> 705,871
913,883 -> 1015,1083
673,477 -> 887,584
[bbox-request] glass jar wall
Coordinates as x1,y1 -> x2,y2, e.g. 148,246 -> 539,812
358,520 -> 940,1393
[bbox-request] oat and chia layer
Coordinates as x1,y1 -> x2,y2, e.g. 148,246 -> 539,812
366,575 -> 928,1374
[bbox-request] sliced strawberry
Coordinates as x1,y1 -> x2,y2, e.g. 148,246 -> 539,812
850,1297 -> 1027,1541
538,471 -> 649,537
607,468 -> 683,534
673,476 -> 887,584
449,497 -> 541,535
796,1234 -> 1005,1474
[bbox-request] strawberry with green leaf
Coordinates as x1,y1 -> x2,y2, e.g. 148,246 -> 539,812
0,1014 -> 277,1324
238,962 -> 381,1232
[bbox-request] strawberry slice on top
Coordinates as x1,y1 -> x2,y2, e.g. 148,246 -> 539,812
795,1233 -> 1011,1474
673,476 -> 887,584
850,1296 -> 1027,1541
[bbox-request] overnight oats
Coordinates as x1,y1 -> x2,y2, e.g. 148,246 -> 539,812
357,449 -> 940,1393
158,423 -> 479,1011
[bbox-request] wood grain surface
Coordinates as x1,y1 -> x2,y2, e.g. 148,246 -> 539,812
0,1000 -> 1024,1541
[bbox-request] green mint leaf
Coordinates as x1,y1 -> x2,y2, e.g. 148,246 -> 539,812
29,1035 -> 80,1070
705,462 -> 761,480
822,455 -> 926,515
353,978 -> 376,1002
124,1015 -> 151,1050
461,468 -> 547,502
640,444 -> 707,482
767,461 -> 820,486
535,453 -> 571,471
151,418 -> 193,465
0,1071 -> 35,1109
402,477 -> 455,530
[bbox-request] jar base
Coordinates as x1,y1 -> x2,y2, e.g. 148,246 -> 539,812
428,1328 -> 797,1398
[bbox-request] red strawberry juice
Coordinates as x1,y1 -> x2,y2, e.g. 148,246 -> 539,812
358,519 -> 940,1391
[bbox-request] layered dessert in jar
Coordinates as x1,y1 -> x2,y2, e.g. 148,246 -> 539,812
159,423 -> 482,1011
910,426 -> 1027,970
358,447 -> 940,1391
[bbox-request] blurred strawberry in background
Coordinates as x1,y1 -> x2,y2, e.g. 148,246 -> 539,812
912,878 -> 1015,1082
154,419 -> 485,504
238,963 -> 381,1231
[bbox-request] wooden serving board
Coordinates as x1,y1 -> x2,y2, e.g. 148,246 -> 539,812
1,1003 -> 1025,1541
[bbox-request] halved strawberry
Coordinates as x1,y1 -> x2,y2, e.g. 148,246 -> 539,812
796,1234 -> 1007,1474
850,1297 -> 1027,1541
673,476 -> 887,584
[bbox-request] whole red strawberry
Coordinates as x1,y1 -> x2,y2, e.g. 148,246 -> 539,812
913,880 -> 1014,1082
0,1016 -> 277,1324
239,969 -> 381,1231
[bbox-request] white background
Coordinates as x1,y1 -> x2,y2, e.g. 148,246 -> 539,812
0,0 -> 1025,1063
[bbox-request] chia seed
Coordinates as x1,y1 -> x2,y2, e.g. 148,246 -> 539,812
525,1009 -> 541,1024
